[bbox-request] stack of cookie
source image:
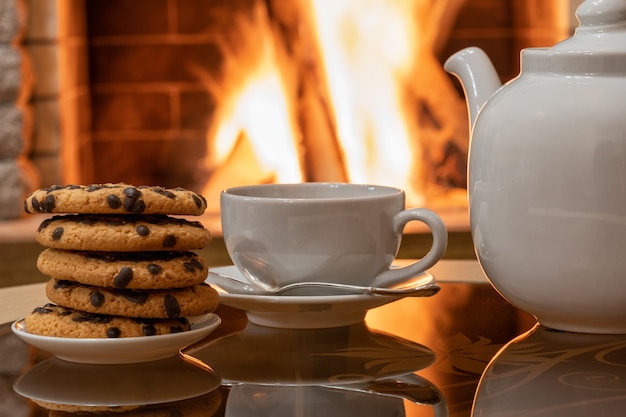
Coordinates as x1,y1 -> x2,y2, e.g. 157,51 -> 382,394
22,184 -> 219,338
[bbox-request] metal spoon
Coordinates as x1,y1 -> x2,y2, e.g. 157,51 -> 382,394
206,270 -> 440,297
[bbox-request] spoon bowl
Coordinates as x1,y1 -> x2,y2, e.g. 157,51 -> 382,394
207,269 -> 440,297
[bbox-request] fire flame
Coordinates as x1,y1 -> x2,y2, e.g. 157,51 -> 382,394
198,0 -> 440,210
210,27 -> 302,184
309,0 -> 419,195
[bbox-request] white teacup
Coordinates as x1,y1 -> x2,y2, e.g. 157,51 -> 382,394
220,183 -> 448,290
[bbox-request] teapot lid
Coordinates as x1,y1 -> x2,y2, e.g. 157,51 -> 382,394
552,0 -> 626,52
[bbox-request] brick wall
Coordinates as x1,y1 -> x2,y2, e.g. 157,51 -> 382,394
0,0 -> 51,219
37,0 -> 572,192
81,0 -> 256,189
442,0 -> 571,83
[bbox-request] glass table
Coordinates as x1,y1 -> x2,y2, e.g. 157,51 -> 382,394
1,260 -> 625,417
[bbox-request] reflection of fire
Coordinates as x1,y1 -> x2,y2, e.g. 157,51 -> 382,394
195,0 -> 469,212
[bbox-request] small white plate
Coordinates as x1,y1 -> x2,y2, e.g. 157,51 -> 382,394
12,313 -> 221,364
207,266 -> 434,328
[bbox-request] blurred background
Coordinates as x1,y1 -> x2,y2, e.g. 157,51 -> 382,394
0,0 -> 581,284
1,0 -> 580,218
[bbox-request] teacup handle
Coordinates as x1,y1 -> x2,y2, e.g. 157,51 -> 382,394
373,208 -> 448,288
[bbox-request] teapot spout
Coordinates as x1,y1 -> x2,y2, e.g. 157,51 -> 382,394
444,47 -> 501,129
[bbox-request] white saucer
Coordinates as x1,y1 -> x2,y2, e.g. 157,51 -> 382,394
206,266 -> 434,329
12,313 -> 221,364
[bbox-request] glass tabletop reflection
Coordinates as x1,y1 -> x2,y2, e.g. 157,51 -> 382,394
3,265 -> 626,417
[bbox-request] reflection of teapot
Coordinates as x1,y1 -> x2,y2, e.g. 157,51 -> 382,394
473,324 -> 626,416
444,0 -> 626,333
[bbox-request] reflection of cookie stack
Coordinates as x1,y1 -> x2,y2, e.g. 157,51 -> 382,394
45,391 -> 221,416
22,184 -> 219,338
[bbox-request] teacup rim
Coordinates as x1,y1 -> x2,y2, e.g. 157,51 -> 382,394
222,182 -> 404,201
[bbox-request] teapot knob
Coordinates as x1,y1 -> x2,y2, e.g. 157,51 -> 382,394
552,0 -> 626,52
577,0 -> 626,26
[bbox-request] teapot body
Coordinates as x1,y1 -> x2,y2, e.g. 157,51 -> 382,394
470,49 -> 626,333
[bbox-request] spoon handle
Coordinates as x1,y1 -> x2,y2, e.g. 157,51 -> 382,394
370,283 -> 440,297
207,270 -> 440,297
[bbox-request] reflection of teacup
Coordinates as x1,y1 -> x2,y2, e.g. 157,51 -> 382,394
225,384 -> 406,417
181,321 -> 435,385
221,183 -> 447,289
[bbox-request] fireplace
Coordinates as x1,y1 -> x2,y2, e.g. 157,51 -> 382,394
7,0 -> 575,226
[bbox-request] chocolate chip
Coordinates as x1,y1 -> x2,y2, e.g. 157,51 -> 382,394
190,258 -> 204,270
90,290 -> 105,307
123,187 -> 146,213
187,220 -> 204,229
86,185 -> 104,192
73,313 -> 112,324
192,194 -> 203,208
164,295 -> 181,318
54,280 -> 72,289
163,234 -> 177,248
170,326 -> 185,333
124,187 -> 142,199
142,325 -> 157,336
136,225 -> 150,236
71,314 -> 90,323
51,227 -> 64,240
124,198 -> 146,213
152,187 -> 176,199
31,197 -> 41,212
123,290 -> 148,304
43,194 -> 56,212
113,267 -> 134,288
183,262 -> 196,272
106,327 -> 121,338
32,306 -> 52,314
147,264 -> 162,275
107,194 -> 122,209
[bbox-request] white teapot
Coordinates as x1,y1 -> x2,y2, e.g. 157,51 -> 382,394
444,0 -> 626,333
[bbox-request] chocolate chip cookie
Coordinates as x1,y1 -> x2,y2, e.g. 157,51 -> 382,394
46,279 -> 219,319
36,214 -> 211,252
23,303 -> 191,338
24,183 -> 207,215
37,249 -> 208,290
45,390 -> 221,416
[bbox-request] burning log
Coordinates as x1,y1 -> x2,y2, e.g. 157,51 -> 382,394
264,0 -> 348,182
